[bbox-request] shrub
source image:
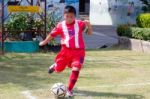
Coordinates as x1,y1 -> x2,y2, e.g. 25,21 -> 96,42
117,25 -> 132,37
5,13 -> 29,33
130,27 -> 150,41
5,13 -> 30,40
136,13 -> 150,28
117,25 -> 150,41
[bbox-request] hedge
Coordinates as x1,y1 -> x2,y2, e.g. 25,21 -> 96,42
136,13 -> 150,28
130,27 -> 150,40
117,25 -> 150,41
117,25 -> 132,38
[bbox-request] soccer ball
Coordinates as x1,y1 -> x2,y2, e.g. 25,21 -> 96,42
51,83 -> 66,98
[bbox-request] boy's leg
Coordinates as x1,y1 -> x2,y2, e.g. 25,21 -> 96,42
48,50 -> 68,74
67,49 -> 85,97
48,60 -> 68,74
67,67 -> 80,94
67,59 -> 85,97
48,64 -> 55,74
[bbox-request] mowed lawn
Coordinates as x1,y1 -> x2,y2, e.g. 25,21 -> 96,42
0,49 -> 150,99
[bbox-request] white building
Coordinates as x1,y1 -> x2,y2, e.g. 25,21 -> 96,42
90,0 -> 145,25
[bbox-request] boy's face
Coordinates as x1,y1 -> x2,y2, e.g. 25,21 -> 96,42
64,13 -> 75,24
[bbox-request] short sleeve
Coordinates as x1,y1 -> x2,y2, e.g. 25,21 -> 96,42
50,23 -> 62,37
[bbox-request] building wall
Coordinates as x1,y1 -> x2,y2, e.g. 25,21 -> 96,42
0,0 -> 2,30
2,0 -> 79,22
90,0 -> 144,26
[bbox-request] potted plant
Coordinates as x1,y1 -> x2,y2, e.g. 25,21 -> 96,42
4,13 -> 39,53
5,13 -> 29,40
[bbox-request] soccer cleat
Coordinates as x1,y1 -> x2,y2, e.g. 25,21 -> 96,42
65,90 -> 74,97
48,65 -> 55,74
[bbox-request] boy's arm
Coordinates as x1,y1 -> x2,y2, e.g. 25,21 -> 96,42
39,22 -> 61,46
84,20 -> 93,35
39,34 -> 53,46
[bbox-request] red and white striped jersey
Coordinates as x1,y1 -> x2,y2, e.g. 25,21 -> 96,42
50,20 -> 86,49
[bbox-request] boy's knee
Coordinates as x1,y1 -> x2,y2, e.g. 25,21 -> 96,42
72,67 -> 80,71
55,67 -> 64,73
54,62 -> 66,73
54,64 -> 66,73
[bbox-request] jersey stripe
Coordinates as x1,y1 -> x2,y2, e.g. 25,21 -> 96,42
74,20 -> 79,48
62,21 -> 69,48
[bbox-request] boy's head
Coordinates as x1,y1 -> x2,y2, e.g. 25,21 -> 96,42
64,5 -> 76,24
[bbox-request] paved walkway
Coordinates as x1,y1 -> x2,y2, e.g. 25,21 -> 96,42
83,26 -> 119,49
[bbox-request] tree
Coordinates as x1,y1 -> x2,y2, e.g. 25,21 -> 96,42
140,0 -> 150,12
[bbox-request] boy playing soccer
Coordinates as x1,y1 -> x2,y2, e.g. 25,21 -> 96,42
39,5 -> 92,97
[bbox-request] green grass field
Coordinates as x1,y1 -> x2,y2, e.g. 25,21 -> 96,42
0,49 -> 150,99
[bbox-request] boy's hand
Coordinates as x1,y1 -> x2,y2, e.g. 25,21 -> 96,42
83,20 -> 93,35
39,35 -> 53,46
84,20 -> 91,27
39,41 -> 47,46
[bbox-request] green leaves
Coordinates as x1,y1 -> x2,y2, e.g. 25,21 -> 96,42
6,13 -> 29,31
117,13 -> 150,41
117,25 -> 150,41
33,18 -> 44,30
136,13 -> 150,28
130,27 -> 150,41
117,25 -> 132,38
5,13 -> 30,40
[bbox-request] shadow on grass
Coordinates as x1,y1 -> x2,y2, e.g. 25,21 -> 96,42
71,90 -> 145,99
0,53 -> 68,90
0,67 -> 69,90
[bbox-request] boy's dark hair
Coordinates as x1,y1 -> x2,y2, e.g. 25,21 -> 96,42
64,5 -> 76,16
